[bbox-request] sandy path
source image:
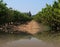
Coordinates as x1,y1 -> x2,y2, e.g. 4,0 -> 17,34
17,20 -> 40,34
13,20 -> 48,34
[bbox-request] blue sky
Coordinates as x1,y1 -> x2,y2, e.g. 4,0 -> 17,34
3,0 -> 54,15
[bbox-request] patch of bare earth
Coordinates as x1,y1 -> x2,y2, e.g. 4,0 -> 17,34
18,20 -> 40,34
13,20 -> 47,34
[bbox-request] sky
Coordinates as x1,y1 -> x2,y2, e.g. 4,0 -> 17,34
3,0 -> 54,15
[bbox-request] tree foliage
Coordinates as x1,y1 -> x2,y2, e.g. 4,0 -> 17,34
34,0 -> 60,32
0,0 -> 31,25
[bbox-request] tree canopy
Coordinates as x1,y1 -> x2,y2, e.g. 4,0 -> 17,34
34,0 -> 60,32
0,0 -> 32,25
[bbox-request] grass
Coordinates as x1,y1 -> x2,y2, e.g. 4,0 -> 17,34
34,31 -> 60,42
0,30 -> 60,43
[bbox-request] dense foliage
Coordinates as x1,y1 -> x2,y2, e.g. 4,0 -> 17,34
0,0 -> 60,33
0,0 -> 32,25
34,0 -> 60,32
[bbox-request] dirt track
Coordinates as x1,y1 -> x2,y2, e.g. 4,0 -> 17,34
13,20 -> 48,34
17,20 -> 40,34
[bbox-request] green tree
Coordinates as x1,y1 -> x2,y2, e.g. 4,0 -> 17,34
34,0 -> 60,32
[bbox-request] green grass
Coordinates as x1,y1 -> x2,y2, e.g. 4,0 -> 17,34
34,31 -> 60,42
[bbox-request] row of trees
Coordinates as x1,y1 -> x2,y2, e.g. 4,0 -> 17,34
1,0 -> 60,32
0,0 -> 32,26
34,0 -> 60,32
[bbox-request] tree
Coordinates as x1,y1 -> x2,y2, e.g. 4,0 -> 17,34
0,0 -> 8,25
0,0 -> 32,25
34,0 -> 60,32
28,11 -> 31,17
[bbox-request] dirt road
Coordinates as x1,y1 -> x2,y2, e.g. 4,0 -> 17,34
13,20 -> 48,34
17,20 -> 40,34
